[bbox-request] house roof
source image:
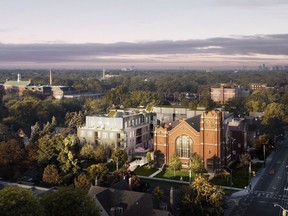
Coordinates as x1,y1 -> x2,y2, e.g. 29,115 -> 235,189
4,80 -> 33,86
89,185 -> 170,216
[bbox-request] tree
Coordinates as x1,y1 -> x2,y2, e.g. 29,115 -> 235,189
88,163 -> 109,184
41,187 -> 100,216
146,151 -> 154,168
56,134 -> 80,174
169,153 -> 182,177
80,143 -> 95,160
190,153 -> 204,173
65,111 -> 85,129
30,121 -> 42,142
111,148 -> 128,170
74,173 -> 91,191
239,153 -> 251,176
37,134 -> 59,165
154,150 -> 165,168
0,186 -> 44,216
191,175 -> 224,216
0,139 -> 25,165
261,102 -> 287,137
245,89 -> 280,113
130,175 -> 141,191
42,164 -> 62,185
254,134 -> 274,159
95,145 -> 107,163
26,142 -> 39,162
152,186 -> 164,200
177,185 -> 195,215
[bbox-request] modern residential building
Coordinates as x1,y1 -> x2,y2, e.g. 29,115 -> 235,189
210,83 -> 250,104
153,110 -> 224,172
152,106 -> 206,124
77,109 -> 156,153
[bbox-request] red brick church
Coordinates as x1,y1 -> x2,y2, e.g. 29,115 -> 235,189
154,110 -> 223,172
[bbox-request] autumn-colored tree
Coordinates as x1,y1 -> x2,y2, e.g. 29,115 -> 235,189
88,163 -> 109,184
74,173 -> 91,191
26,142 -> 39,162
0,139 -> 25,165
192,175 -> 224,215
254,134 -> 274,159
130,175 -> 141,191
42,164 -> 62,185
239,153 -> 251,176
0,186 -> 44,216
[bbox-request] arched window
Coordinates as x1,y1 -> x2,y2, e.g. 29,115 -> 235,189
176,135 -> 193,158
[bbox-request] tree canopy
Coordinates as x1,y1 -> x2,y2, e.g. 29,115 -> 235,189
41,187 -> 100,216
0,186 -> 44,216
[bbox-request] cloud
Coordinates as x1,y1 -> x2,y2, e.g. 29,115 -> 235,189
0,33 -> 287,68
212,0 -> 288,7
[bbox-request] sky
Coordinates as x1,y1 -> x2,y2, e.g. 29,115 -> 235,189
0,0 -> 288,70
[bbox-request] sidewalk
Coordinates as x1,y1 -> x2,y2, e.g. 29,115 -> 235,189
148,168 -> 162,177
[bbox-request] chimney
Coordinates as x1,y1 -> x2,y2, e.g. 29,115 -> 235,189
50,69 -> 53,85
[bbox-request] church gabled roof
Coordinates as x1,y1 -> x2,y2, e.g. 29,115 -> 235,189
185,115 -> 201,132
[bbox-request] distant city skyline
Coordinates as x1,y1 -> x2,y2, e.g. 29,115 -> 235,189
0,0 -> 287,69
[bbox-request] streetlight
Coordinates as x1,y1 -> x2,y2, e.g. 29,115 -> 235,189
274,204 -> 287,216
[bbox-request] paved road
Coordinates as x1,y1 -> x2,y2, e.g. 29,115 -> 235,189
226,141 -> 288,216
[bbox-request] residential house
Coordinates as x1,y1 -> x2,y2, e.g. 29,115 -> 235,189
89,184 -> 172,216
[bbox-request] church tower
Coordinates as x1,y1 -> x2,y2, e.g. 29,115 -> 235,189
200,110 -> 222,172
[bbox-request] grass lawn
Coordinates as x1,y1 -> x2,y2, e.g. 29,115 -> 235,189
133,166 -> 158,176
154,168 -> 195,182
210,162 -> 250,188
139,177 -> 188,189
